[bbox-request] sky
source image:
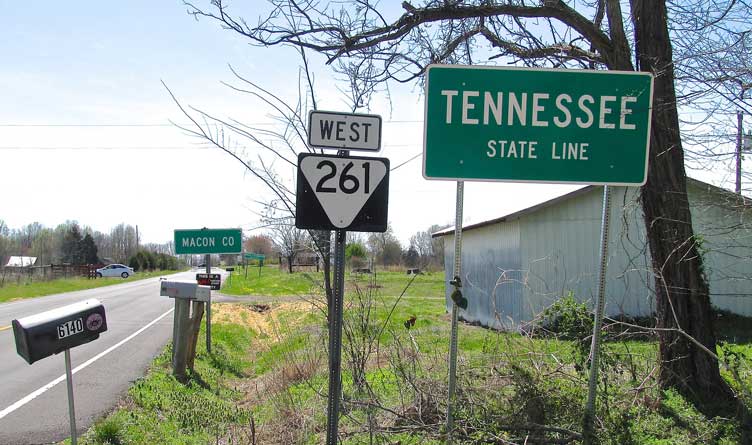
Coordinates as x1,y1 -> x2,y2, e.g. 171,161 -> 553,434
0,1 -> 740,247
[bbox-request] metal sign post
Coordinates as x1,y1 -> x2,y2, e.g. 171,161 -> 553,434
64,349 -> 77,445
583,186 -> 612,443
300,111 -> 388,444
326,229 -> 347,445
446,181 -> 465,443
205,254 -> 211,354
421,65 -> 655,442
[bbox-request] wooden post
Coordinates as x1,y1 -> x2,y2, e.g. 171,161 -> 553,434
172,298 -> 191,381
186,300 -> 205,371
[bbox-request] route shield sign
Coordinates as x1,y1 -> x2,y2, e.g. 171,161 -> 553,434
174,228 -> 242,255
423,65 -> 654,185
295,153 -> 389,231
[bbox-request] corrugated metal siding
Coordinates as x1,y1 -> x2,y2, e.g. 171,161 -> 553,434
519,188 -> 601,319
602,187 -> 654,317
689,182 -> 752,316
443,220 -> 522,329
518,186 -> 653,320
441,182 -> 752,327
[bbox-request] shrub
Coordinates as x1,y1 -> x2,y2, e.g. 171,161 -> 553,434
537,292 -> 594,367
91,416 -> 123,445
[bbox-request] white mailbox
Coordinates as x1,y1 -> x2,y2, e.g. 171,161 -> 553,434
160,280 -> 210,302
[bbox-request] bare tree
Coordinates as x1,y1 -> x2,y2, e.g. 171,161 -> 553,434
269,217 -> 309,273
181,0 -> 749,419
411,224 -> 446,269
670,1 -> 752,191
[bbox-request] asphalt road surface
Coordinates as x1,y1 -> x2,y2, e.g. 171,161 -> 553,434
0,269 -> 224,445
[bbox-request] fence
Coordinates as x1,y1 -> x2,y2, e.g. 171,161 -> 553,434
0,264 -> 101,287
279,255 -> 321,273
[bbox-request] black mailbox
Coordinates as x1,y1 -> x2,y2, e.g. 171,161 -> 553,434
12,299 -> 107,364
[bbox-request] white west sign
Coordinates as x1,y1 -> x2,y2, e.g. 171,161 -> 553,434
308,111 -> 382,152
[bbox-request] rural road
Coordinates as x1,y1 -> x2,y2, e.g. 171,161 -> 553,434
0,269 -> 226,445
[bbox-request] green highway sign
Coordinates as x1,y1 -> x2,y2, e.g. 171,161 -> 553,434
244,253 -> 266,260
423,65 -> 654,185
174,228 -> 242,255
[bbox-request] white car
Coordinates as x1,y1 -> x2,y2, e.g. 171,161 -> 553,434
96,264 -> 135,279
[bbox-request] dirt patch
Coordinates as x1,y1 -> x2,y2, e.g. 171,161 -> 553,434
213,301 -> 313,340
250,303 -> 270,313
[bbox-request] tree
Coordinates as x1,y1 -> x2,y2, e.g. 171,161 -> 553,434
244,234 -> 274,257
402,244 -> 420,268
367,224 -> 402,268
61,224 -> 83,264
80,233 -> 99,264
270,217 -> 310,273
0,219 -> 9,264
410,223 -> 448,269
185,0 -> 745,419
110,223 -> 138,264
345,241 -> 367,268
671,2 -> 752,190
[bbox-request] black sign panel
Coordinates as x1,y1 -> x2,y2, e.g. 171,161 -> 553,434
196,273 -> 221,290
295,153 -> 389,232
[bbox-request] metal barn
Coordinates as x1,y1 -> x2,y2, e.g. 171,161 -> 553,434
433,179 -> 752,329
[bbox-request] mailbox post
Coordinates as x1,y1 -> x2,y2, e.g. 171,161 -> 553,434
160,280 -> 210,380
12,299 -> 108,445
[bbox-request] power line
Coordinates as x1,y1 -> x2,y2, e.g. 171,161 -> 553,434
0,124 -> 174,127
0,143 -> 422,151
0,146 -> 209,150
391,152 -> 422,171
0,120 -> 423,128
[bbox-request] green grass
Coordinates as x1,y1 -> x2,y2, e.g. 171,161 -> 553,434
221,265 -> 446,298
221,265 -> 322,296
348,269 -> 446,298
73,272 -> 751,444
73,321 -> 255,445
0,269 -> 184,303
246,285 -> 748,444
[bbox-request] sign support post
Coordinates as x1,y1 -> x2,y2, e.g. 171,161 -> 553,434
326,228 -> 347,445
300,112 -> 387,444
172,297 -> 191,380
422,65 -> 654,445
446,181 -> 464,443
583,186 -> 612,443
64,349 -> 77,445
205,254 -> 211,354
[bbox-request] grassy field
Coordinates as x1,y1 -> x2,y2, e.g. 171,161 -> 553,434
0,270 -> 183,303
73,269 -> 752,445
69,319 -> 255,445
222,265 -> 446,298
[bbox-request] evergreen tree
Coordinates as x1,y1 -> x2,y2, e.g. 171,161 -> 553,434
80,234 -> 99,264
61,225 -> 83,264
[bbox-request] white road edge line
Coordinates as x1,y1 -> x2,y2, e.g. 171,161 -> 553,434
0,307 -> 174,420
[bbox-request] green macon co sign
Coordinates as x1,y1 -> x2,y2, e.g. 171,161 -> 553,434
174,228 -> 242,255
423,65 -> 654,185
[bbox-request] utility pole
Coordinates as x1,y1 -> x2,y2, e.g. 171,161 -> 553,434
737,111 -> 744,194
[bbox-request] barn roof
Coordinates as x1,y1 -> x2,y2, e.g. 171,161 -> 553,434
5,256 -> 37,267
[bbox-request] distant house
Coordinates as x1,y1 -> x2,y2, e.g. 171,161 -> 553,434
433,179 -> 752,329
5,256 -> 37,267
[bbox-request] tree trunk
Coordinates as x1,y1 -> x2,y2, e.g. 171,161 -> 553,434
632,0 -> 736,413
287,255 -> 293,274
